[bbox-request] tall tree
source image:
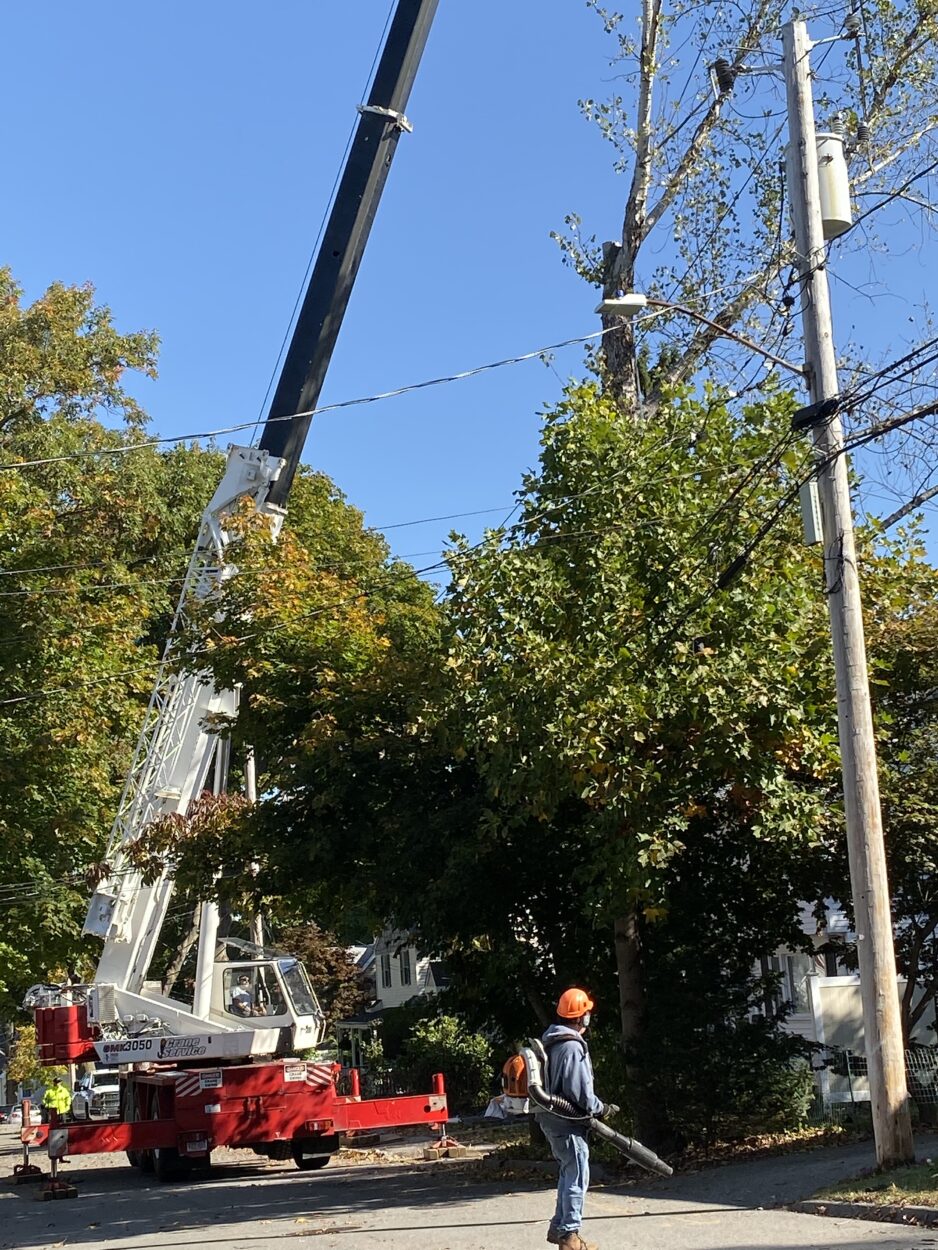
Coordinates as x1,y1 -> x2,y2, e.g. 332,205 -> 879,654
565,1 -> 938,405
161,380 -> 850,1139
436,382 -> 843,1137
842,536 -> 938,1043
0,268 -> 413,1016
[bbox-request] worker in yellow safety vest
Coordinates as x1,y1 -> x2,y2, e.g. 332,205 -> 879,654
41,1077 -> 72,1122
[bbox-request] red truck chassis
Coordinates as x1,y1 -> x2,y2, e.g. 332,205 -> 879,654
24,1007 -> 447,1187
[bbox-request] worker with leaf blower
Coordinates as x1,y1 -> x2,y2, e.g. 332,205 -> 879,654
503,987 -> 672,1248
536,988 -> 618,1250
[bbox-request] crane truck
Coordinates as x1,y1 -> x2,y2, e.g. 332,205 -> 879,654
20,0 -> 445,1191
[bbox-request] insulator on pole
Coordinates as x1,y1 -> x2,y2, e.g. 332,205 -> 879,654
711,58 -> 736,96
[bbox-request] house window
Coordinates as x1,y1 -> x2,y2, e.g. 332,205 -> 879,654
760,953 -> 813,1016
399,948 -> 412,987
380,953 -> 392,989
785,954 -> 813,1013
823,945 -> 845,976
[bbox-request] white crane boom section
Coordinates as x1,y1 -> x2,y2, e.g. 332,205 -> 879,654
83,445 -> 285,997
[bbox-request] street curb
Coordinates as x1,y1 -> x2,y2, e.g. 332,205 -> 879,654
790,1199 -> 938,1227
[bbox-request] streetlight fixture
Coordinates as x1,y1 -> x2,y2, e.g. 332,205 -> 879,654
595,293 -> 804,377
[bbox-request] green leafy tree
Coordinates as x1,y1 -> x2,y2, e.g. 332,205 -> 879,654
0,268 -> 209,1014
829,537 -> 938,1046
432,382 -> 843,1137
7,1025 -> 65,1090
169,379 -> 846,1141
0,267 -> 422,1016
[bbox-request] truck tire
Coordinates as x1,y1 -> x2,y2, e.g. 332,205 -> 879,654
293,1150 -> 331,1171
122,1079 -> 151,1171
149,1085 -> 190,1183
153,1143 -> 191,1182
291,1135 -> 337,1171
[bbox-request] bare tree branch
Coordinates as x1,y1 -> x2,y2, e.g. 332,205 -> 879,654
641,0 -> 777,243
619,0 -> 664,288
649,241 -> 797,395
869,16 -> 938,121
881,483 -> 938,529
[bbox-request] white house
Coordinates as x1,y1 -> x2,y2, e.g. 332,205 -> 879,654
371,930 -> 448,1010
770,902 -> 936,1106
336,931 -> 447,1067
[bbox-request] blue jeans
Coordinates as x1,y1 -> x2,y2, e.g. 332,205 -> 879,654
540,1119 -> 590,1234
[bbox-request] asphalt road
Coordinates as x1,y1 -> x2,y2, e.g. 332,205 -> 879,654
3,1127 -> 938,1250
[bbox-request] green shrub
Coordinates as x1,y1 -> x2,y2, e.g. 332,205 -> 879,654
398,1014 -> 494,1113
635,1013 -> 817,1147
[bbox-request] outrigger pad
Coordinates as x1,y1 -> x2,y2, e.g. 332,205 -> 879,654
39,1180 -> 78,1200
12,1165 -> 45,1184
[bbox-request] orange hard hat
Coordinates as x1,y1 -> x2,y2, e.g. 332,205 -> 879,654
556,987 -> 595,1019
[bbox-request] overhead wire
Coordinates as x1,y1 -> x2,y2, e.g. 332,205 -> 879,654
0,268 -> 813,478
832,157 -> 938,244
4,334 -> 938,672
0,434 -> 816,712
0,324 -> 636,473
0,425 -> 726,703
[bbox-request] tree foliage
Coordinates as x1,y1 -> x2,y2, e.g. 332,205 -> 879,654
397,1015 -> 493,1114
0,268 -> 425,1017
0,268 -> 214,1015
7,1025 -> 65,1090
837,536 -> 938,1042
168,378 -> 850,1138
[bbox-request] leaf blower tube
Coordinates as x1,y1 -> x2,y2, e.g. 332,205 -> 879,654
521,1040 -> 673,1178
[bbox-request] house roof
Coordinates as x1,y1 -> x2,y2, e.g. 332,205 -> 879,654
346,943 -> 376,971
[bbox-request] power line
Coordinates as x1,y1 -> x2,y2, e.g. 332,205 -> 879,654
5,378 -> 937,703
0,325 -> 631,474
0,426 -> 710,639
833,157 -> 938,244
0,281 -> 781,477
0,575 -> 190,600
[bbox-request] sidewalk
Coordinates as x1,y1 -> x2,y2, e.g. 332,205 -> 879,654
606,1131 -> 938,1210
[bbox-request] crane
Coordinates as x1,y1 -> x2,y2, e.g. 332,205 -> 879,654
25,0 -> 446,1187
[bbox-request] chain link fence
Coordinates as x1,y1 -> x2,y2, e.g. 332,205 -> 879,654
808,1045 -> 938,1124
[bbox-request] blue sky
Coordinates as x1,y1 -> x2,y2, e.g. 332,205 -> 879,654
5,2 -> 934,573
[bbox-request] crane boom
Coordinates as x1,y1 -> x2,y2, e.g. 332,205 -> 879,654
259,0 -> 439,507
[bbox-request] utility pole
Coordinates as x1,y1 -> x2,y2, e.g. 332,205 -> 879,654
782,19 -> 913,1167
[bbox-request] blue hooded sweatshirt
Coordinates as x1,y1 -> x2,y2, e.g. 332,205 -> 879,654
535,1023 -> 604,1135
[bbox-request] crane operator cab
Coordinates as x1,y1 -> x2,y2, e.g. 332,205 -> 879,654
211,958 -> 325,1052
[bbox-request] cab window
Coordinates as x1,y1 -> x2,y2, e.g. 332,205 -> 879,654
224,968 -> 287,1018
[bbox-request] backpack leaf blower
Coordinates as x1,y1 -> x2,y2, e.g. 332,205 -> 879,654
517,1038 -> 673,1178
